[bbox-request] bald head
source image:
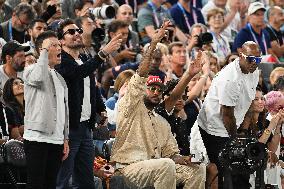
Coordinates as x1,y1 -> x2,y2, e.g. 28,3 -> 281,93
116,4 -> 133,25
242,41 -> 261,55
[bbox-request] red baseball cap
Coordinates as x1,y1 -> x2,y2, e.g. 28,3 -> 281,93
146,75 -> 165,89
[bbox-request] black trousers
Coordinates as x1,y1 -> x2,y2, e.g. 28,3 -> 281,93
24,140 -> 63,189
199,127 -> 251,189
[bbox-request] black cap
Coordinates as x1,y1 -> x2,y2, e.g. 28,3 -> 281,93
1,41 -> 30,63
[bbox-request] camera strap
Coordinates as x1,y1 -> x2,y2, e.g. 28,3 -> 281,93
177,2 -> 197,32
248,23 -> 267,55
148,1 -> 161,27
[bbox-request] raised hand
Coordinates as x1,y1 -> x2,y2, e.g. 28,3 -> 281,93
152,20 -> 171,44
187,51 -> 202,77
102,34 -> 123,54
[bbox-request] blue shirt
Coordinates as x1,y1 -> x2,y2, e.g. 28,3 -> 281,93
167,0 -> 204,10
233,24 -> 271,55
170,3 -> 205,34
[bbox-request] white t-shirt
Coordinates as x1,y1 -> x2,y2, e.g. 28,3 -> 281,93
198,59 -> 259,137
76,59 -> 91,122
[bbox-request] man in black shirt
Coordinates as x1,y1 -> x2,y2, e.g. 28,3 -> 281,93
0,3 -> 36,44
265,6 -> 284,60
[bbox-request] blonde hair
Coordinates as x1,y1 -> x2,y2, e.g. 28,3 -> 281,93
207,8 -> 225,22
114,70 -> 135,92
270,67 -> 284,85
143,43 -> 169,55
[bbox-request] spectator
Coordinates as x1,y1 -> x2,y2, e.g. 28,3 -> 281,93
109,20 -> 138,65
105,70 -> 135,138
2,77 -> 24,140
74,0 -> 93,17
0,0 -> 13,23
23,30 -> 69,189
202,0 -> 248,42
186,23 -> 208,56
265,6 -> 284,61
168,42 -> 187,79
274,76 -> 284,93
137,0 -> 186,44
0,41 -> 29,91
207,8 -> 231,64
170,0 -> 205,34
264,91 -> 284,188
111,21 -> 206,188
75,16 -> 97,57
196,41 -> 261,188
24,18 -> 47,54
270,67 -> 284,88
116,4 -> 140,46
222,52 -> 239,68
42,0 -> 62,25
208,52 -> 220,74
115,0 -> 146,17
233,2 -> 273,56
0,3 -> 36,43
55,19 -> 121,188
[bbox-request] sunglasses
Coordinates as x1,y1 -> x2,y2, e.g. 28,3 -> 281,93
241,53 -> 262,64
62,28 -> 83,37
148,86 -> 163,94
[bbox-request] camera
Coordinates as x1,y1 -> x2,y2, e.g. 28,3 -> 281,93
219,137 -> 267,174
196,32 -> 213,48
89,5 -> 116,19
91,28 -> 106,52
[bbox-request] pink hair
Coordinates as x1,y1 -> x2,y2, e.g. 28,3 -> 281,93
265,91 -> 284,112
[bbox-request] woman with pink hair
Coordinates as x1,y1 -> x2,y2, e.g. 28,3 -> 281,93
264,90 -> 284,188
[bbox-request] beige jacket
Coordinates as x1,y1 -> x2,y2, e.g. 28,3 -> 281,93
111,74 -> 179,164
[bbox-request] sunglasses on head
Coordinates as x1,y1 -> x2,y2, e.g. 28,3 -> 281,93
241,53 -> 262,64
63,28 -> 83,37
148,86 -> 163,93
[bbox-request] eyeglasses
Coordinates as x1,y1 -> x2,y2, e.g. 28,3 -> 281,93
17,15 -> 29,27
62,28 -> 83,37
241,53 -> 262,64
147,86 -> 163,94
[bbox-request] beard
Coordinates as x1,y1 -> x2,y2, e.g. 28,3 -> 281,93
66,42 -> 84,50
12,62 -> 25,72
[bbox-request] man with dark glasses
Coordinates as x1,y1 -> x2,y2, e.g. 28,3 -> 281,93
196,41 -> 261,189
55,19 -> 122,189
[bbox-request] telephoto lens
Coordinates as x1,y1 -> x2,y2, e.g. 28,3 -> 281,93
89,5 -> 116,19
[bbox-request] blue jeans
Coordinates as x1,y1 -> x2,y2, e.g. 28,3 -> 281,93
56,121 -> 95,189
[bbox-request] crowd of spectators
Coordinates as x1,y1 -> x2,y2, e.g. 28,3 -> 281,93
0,0 -> 283,189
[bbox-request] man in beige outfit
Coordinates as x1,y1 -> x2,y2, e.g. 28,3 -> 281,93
111,21 -> 206,189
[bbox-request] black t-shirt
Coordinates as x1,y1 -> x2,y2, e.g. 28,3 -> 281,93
184,99 -> 201,137
265,26 -> 284,46
154,101 -> 190,156
4,106 -> 24,136
0,26 -> 27,44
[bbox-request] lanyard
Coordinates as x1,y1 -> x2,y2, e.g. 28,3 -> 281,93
125,0 -> 137,14
177,2 -> 197,31
248,24 -> 267,55
148,1 -> 160,27
267,25 -> 284,45
192,0 -> 196,8
8,19 -> 13,40
211,32 -> 228,57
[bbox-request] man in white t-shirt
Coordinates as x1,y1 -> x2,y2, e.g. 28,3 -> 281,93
197,41 -> 261,188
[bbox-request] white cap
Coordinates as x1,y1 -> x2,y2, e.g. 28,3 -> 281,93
248,2 -> 266,16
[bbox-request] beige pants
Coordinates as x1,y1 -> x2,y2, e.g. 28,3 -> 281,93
119,158 -> 206,189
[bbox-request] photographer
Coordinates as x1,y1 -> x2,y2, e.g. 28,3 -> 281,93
196,41 -> 261,189
42,0 -> 62,25
108,20 -> 139,65
186,23 -> 212,57
116,4 -> 140,46
74,0 -> 93,17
